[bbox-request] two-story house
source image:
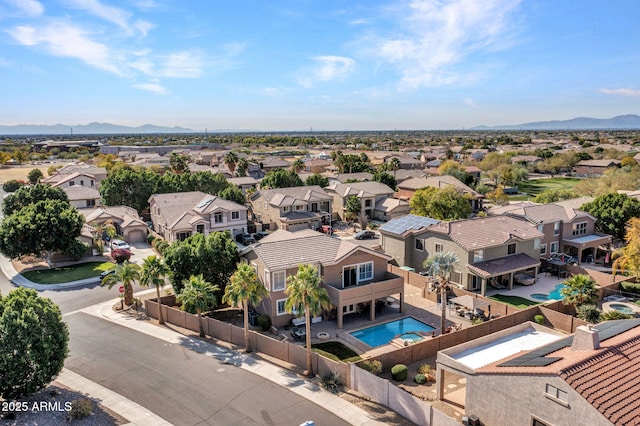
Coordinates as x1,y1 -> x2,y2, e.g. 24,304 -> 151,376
396,175 -> 484,212
149,191 -> 248,243
490,201 -> 612,263
381,215 -> 544,296
324,181 -> 409,221
249,186 -> 332,232
241,229 -> 404,329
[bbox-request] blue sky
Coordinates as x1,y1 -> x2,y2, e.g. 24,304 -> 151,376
1,0 -> 639,131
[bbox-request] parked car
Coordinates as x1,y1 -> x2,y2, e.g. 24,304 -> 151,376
253,231 -> 270,241
238,233 -> 255,245
99,269 -> 115,279
319,225 -> 333,235
111,240 -> 130,250
354,230 -> 376,240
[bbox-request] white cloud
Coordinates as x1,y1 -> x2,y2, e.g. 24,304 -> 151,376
599,88 -> 640,97
63,0 -> 153,37
464,98 -> 476,107
5,0 -> 44,16
134,82 -> 167,94
7,21 -> 123,75
298,55 -> 355,88
157,50 -> 202,78
374,0 -> 522,89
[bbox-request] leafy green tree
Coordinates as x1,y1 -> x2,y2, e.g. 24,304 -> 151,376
0,199 -> 84,267
305,173 -> 329,188
612,217 -> 640,280
163,231 -> 238,294
2,179 -> 25,193
224,152 -> 239,176
423,252 -> 459,334
373,171 -> 396,190
12,148 -> 27,165
285,264 -> 331,376
100,167 -> 159,212
101,261 -> 142,306
0,288 -> 69,400
533,189 -> 578,204
140,255 -> 171,325
27,168 -> 43,185
219,185 -> 245,205
169,153 -> 189,174
344,196 -> 361,222
580,193 -> 640,240
260,168 -> 304,189
561,274 -> 598,309
2,183 -> 68,217
438,160 -> 471,185
177,274 -> 220,337
223,263 -> 269,352
410,186 -> 472,220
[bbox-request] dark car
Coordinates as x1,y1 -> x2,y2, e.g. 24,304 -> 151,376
100,269 -> 115,279
253,231 -> 270,241
240,233 -> 255,245
354,230 -> 376,240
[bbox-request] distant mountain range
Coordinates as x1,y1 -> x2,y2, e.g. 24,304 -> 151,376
0,122 -> 195,135
471,114 -> 640,130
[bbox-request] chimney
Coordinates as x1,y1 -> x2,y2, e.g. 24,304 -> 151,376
571,325 -> 600,351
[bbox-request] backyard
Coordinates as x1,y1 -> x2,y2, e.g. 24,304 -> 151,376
488,294 -> 540,309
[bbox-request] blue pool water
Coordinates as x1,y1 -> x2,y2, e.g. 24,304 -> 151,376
531,284 -> 567,301
350,317 -> 435,347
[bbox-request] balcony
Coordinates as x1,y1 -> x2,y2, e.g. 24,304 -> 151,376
324,272 -> 403,308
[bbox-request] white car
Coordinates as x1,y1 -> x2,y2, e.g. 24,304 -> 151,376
111,240 -> 130,250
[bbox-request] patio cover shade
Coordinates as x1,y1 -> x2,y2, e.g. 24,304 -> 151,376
468,253 -> 540,279
449,295 -> 489,310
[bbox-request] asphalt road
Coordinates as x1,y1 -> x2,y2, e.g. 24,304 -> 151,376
65,312 -> 351,426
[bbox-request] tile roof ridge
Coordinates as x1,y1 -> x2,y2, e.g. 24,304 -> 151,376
560,334 -> 640,377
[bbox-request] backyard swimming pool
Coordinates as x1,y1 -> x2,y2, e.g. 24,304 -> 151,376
530,284 -> 567,301
350,317 -> 435,347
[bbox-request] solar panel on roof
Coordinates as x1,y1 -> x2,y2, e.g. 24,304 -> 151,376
498,336 -> 572,367
196,197 -> 213,208
379,214 -> 439,235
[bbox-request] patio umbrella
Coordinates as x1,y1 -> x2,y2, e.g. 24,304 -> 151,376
449,295 -> 490,310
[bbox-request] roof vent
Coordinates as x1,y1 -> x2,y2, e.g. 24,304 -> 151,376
571,325 -> 600,351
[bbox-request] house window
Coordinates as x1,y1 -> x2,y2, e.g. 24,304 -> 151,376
358,262 -> 373,281
90,179 -> 94,187
196,224 -> 205,234
231,211 -> 240,220
272,271 -> 286,291
69,180 -> 75,186
534,238 -> 541,250
263,202 -> 268,210
177,232 -> 190,241
86,199 -> 96,207
545,383 -> 568,403
435,243 -> 443,253
532,419 -> 551,426
365,199 -> 372,207
214,212 -> 223,223
311,202 -> 319,212
540,244 -> 547,255
80,180 -> 84,186
550,241 -> 559,253
554,222 -> 560,236
470,275 -> 481,291
572,222 -> 587,236
276,299 -> 288,316
473,250 -> 484,262
508,243 -> 516,255
537,224 -> 544,232
264,270 -> 270,291
415,239 -> 424,251
282,206 -> 290,213
343,265 -> 358,288
295,205 -> 304,211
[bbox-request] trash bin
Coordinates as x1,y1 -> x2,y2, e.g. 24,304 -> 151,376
248,311 -> 259,326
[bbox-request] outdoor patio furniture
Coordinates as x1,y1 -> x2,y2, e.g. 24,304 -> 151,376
291,327 -> 306,341
489,278 -> 507,289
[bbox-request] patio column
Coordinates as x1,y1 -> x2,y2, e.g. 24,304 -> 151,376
480,278 -> 487,297
337,308 -> 344,329
508,273 -> 514,290
370,298 -> 376,321
436,366 -> 445,400
399,291 -> 404,313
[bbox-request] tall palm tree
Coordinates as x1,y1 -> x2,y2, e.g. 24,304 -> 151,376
223,263 -> 269,353
177,274 -> 220,337
285,264 -> 331,376
388,157 -> 401,181
140,255 -> 171,325
291,158 -> 305,173
423,252 -> 459,334
236,158 -> 249,177
224,152 -> 239,176
102,261 -> 142,306
91,220 -> 117,254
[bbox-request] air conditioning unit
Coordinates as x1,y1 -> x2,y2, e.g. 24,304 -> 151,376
461,414 -> 480,426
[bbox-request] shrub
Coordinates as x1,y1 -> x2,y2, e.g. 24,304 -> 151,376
534,314 -> 545,325
414,373 -> 427,384
417,363 -> 431,375
111,248 -> 131,263
68,398 -> 92,419
321,371 -> 344,394
621,282 -> 640,296
359,359 -> 383,375
155,241 -> 169,254
147,234 -> 156,244
577,304 -> 601,323
257,314 -> 271,331
2,180 -> 25,192
391,364 -> 408,381
600,310 -> 632,321
64,240 -> 89,261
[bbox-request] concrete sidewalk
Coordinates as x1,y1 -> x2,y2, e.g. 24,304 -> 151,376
0,254 -> 100,290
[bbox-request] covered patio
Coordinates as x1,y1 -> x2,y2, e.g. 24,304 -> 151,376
468,253 -> 541,296
562,233 -> 612,264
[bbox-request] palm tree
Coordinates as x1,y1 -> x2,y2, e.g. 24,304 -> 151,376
223,263 -> 269,353
236,158 -> 249,177
91,220 -> 117,254
388,157 -> 401,181
423,252 -> 459,334
285,264 -> 331,376
291,158 -> 305,173
561,274 -> 598,309
224,152 -> 239,176
140,255 -> 171,325
177,274 -> 220,337
102,261 -> 142,306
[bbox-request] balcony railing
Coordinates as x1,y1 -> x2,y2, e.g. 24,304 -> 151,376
324,272 -> 403,307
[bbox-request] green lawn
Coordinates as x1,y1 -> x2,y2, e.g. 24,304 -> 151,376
21,262 -> 115,284
312,341 -> 361,363
489,294 -> 540,309
513,177 -> 581,199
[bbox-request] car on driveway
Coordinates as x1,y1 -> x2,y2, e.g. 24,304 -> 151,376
100,269 -> 115,279
253,231 -> 270,241
112,240 -> 130,250
354,230 -> 376,240
236,233 -> 255,245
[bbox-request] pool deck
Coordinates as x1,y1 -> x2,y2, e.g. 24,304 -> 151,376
484,273 -> 567,302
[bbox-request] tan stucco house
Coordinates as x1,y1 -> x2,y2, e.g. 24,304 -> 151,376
324,181 -> 407,221
241,229 -> 404,329
396,175 -> 484,212
83,206 -> 148,244
149,191 -> 248,243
